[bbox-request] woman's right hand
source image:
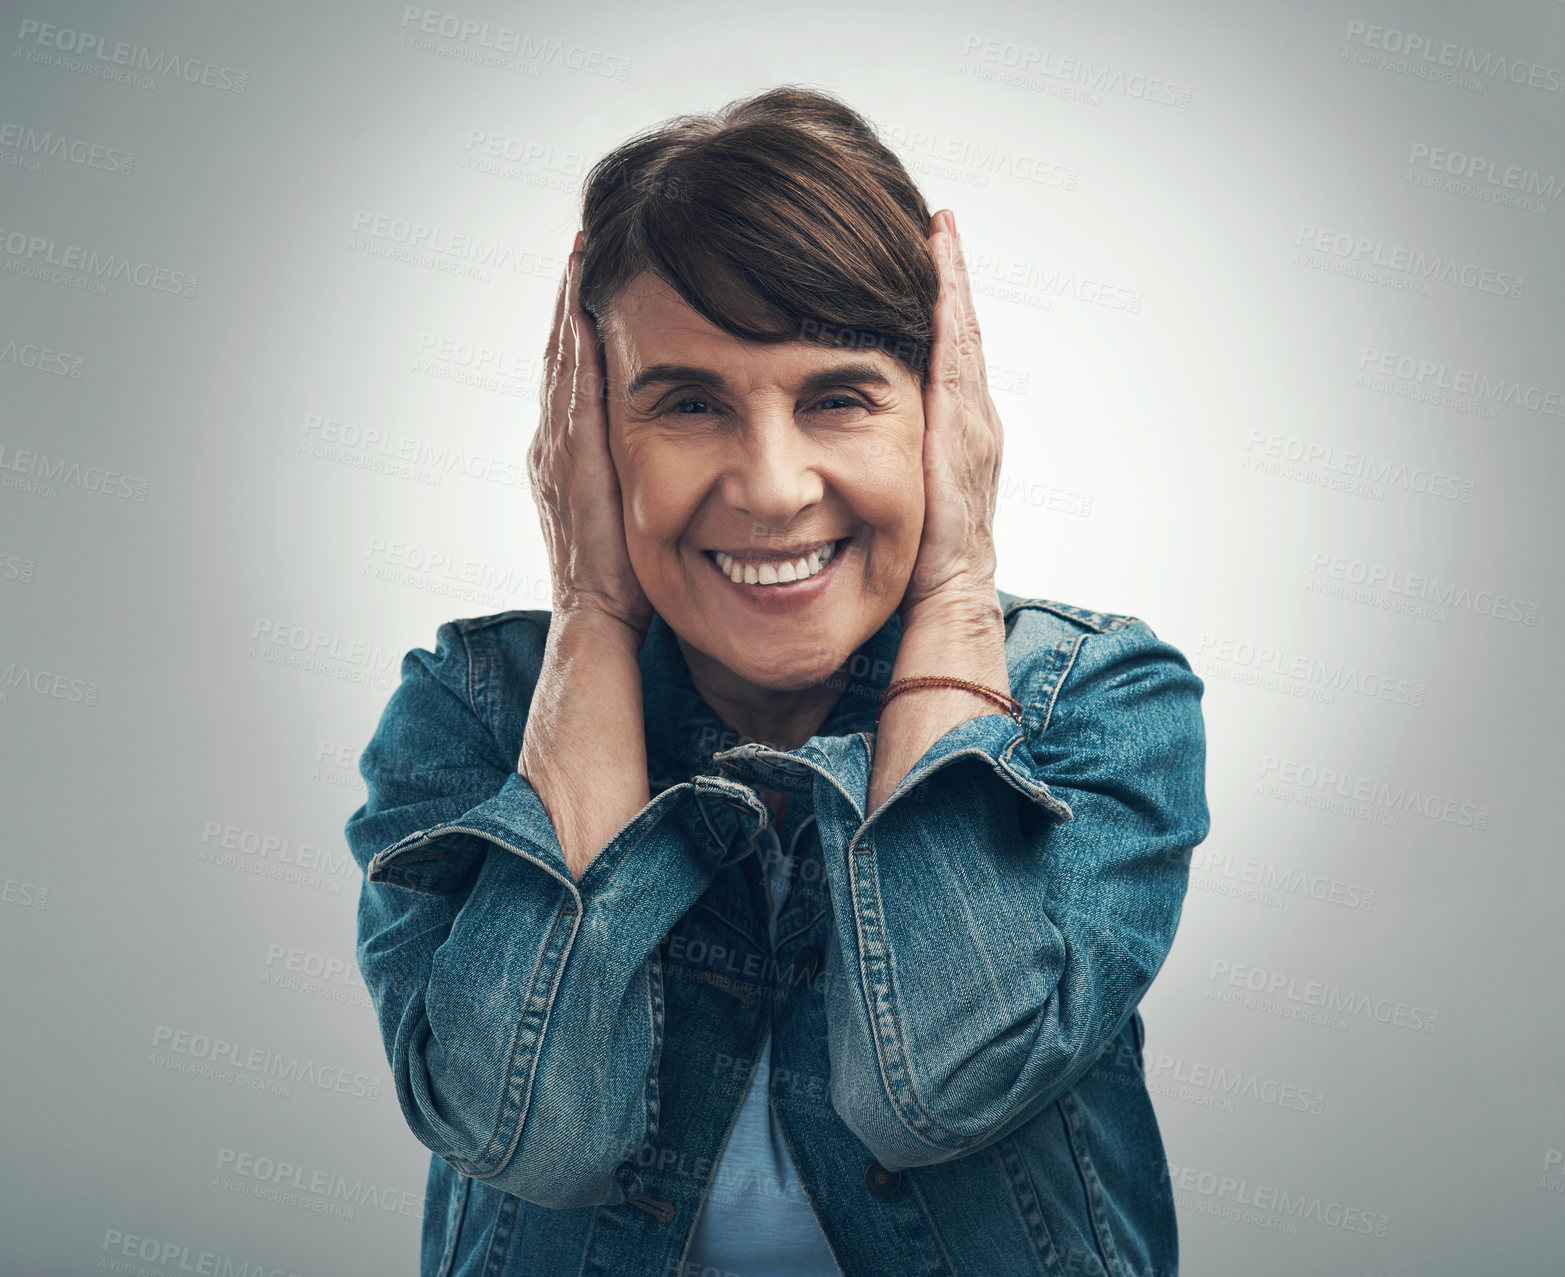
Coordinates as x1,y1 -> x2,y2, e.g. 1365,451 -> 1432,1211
520,235 -> 653,880
528,233 -> 652,637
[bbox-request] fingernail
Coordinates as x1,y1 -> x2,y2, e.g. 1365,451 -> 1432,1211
573,230 -> 584,252
947,210 -> 958,236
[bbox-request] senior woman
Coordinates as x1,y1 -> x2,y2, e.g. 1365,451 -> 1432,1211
347,86 -> 1209,1277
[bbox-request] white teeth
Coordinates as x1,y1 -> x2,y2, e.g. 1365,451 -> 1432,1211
710,539 -> 840,586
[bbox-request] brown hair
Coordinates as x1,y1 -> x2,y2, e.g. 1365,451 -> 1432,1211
577,85 -> 938,384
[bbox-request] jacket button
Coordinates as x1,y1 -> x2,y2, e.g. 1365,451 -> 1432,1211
794,946 -> 820,984
863,1161 -> 902,1198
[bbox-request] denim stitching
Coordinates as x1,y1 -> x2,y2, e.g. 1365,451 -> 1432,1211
577,782 -> 710,895
456,622 -> 485,734
689,895 -> 767,955
469,898 -> 578,1174
1038,634 -> 1087,736
898,1168 -> 963,1277
1059,1091 -> 1130,1277
774,814 -> 825,949
434,1168 -> 470,1277
643,946 -> 664,1141
773,904 -> 827,954
480,1188 -> 519,1276
995,1136 -> 1068,1276
849,830 -> 959,1151
849,735 -> 1083,1151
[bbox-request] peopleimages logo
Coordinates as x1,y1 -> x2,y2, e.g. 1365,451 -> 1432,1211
14,19 -> 250,92
299,412 -> 529,490
1194,633 -> 1426,708
1308,550 -> 1539,627
348,210 -> 562,283
960,34 -> 1193,108
1259,755 -> 1489,831
99,1229 -> 302,1277
397,7 -> 632,79
1242,430 -> 1475,504
0,225 -> 199,297
0,442 -> 150,501
0,337 -> 85,378
0,120 -> 133,174
215,1146 -> 421,1219
1191,846 -> 1379,909
1208,959 -> 1439,1034
1294,224 -> 1524,299
1405,142 -> 1563,215
964,249 -> 1144,312
1359,347 -> 1565,420
1165,1161 -> 1389,1237
1343,20 -> 1565,96
880,121 -> 1080,191
149,1023 -> 383,1099
1147,1053 -> 1326,1115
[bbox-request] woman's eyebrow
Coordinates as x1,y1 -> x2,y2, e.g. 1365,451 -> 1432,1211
625,360 -> 893,399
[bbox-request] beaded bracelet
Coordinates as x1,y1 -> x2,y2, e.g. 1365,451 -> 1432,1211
877,675 -> 1022,724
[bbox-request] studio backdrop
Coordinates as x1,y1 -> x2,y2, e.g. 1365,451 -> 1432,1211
2,1 -> 1561,1273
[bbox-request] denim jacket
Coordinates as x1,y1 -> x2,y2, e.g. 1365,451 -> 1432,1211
345,590 -> 1210,1277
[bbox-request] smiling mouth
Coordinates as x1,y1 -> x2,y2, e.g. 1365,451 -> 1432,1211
704,538 -> 842,586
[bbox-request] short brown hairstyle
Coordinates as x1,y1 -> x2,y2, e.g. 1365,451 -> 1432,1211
577,85 -> 938,384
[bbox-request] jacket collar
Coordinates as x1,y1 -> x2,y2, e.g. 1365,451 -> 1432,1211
639,607 -> 904,792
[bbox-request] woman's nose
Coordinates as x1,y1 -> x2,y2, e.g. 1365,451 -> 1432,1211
721,416 -> 824,530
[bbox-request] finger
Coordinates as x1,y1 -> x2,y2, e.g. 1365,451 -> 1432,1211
946,230 -> 989,400
540,252 -> 572,422
565,253 -> 610,444
567,251 -> 609,409
925,234 -> 964,423
548,249 -> 571,368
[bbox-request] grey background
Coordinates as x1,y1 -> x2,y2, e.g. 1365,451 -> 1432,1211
2,1 -> 1561,1272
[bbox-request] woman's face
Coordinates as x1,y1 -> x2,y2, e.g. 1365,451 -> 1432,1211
600,271 -> 926,693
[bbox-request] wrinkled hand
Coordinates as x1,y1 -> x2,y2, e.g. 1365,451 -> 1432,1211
527,233 -> 652,636
901,210 -> 1004,622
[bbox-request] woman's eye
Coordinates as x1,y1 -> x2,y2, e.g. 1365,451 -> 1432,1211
657,395 -> 857,416
666,397 -> 713,415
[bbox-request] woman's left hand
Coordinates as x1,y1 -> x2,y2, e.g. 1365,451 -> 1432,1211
901,209 -> 1004,623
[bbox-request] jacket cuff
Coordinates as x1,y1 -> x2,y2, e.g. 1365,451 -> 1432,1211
364,771 -> 570,894
716,713 -> 1075,838
365,770 -> 770,898
878,711 -> 1076,826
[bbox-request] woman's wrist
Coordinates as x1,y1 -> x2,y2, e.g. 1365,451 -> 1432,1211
519,604 -> 650,882
867,586 -> 1009,814
898,581 -> 1004,642
554,594 -> 651,644
550,598 -> 652,648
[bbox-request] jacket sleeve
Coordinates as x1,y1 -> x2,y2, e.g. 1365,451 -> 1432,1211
809,614 -> 1209,1170
344,619 -> 766,1208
